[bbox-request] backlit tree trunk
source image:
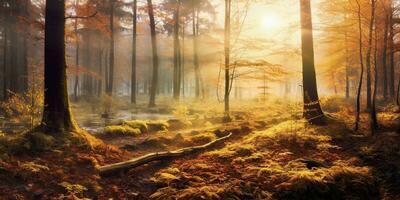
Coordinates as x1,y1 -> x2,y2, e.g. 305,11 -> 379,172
131,0 -> 137,104
382,13 -> 389,98
224,0 -> 231,120
192,0 -> 200,98
355,0 -> 364,131
108,0 -> 115,96
41,0 -> 77,132
73,0 -> 80,101
299,0 -> 325,124
173,0 -> 181,100
148,0 -> 159,107
366,0 -> 376,110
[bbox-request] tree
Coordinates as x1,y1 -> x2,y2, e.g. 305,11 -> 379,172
365,0 -> 376,110
299,0 -> 325,124
73,0 -> 80,102
192,0 -> 201,99
107,0 -> 115,97
173,0 -> 182,100
224,0 -> 231,120
131,0 -> 137,104
148,0 -> 160,107
371,5 -> 378,133
355,0 -> 364,131
41,0 -> 77,132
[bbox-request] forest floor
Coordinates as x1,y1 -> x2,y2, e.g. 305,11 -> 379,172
0,97 -> 399,199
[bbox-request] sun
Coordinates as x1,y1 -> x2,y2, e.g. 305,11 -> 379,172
261,14 -> 280,29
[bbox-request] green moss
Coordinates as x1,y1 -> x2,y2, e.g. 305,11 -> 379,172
123,120 -> 149,133
147,121 -> 169,132
104,125 -> 141,137
123,120 -> 169,133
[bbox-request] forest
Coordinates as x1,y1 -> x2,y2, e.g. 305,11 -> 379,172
0,0 -> 399,199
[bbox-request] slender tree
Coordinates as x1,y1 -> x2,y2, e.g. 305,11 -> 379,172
224,0 -> 231,120
355,0 -> 364,131
73,0 -> 80,101
299,0 -> 325,124
371,0 -> 378,133
107,0 -> 115,96
382,13 -> 389,98
173,0 -> 182,100
148,0 -> 159,107
192,0 -> 201,98
131,0 -> 137,104
366,0 -> 376,110
2,3 -> 8,100
388,0 -> 395,98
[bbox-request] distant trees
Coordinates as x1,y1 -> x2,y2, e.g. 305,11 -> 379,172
299,0 -> 325,124
0,0 -> 31,99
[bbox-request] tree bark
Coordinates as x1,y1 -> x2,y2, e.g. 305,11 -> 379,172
382,14 -> 389,98
107,0 -> 115,97
388,1 -> 395,98
345,29 -> 350,99
173,0 -> 181,100
299,0 -> 325,124
355,0 -> 364,131
148,0 -> 159,107
371,2 -> 378,134
224,0 -> 231,120
41,0 -> 77,132
73,0 -> 80,101
2,9 -> 8,100
131,0 -> 137,104
366,0 -> 375,110
192,0 -> 200,99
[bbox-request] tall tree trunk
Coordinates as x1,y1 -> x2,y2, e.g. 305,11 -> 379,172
98,48 -> 103,97
224,0 -> 231,120
105,48 -> 109,95
388,1 -> 395,98
173,0 -> 181,100
21,0 -> 29,93
397,75 -> 400,106
181,21 -> 185,97
371,8 -> 378,134
299,0 -> 325,124
345,30 -> 350,99
41,0 -> 77,132
2,13 -> 8,100
148,0 -> 159,107
192,0 -> 200,99
108,0 -> 115,96
366,0 -> 375,110
131,0 -> 137,104
382,13 -> 389,98
73,1 -> 80,101
355,0 -> 364,131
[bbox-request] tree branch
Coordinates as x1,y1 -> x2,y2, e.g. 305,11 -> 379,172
97,133 -> 233,176
65,11 -> 98,20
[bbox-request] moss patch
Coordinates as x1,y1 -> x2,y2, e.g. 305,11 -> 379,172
104,125 -> 141,137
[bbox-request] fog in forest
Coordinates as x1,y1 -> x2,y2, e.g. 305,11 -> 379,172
0,0 -> 399,199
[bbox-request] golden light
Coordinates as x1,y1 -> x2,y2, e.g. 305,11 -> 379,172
260,14 -> 280,29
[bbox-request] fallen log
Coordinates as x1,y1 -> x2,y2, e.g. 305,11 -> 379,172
97,133 -> 232,176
